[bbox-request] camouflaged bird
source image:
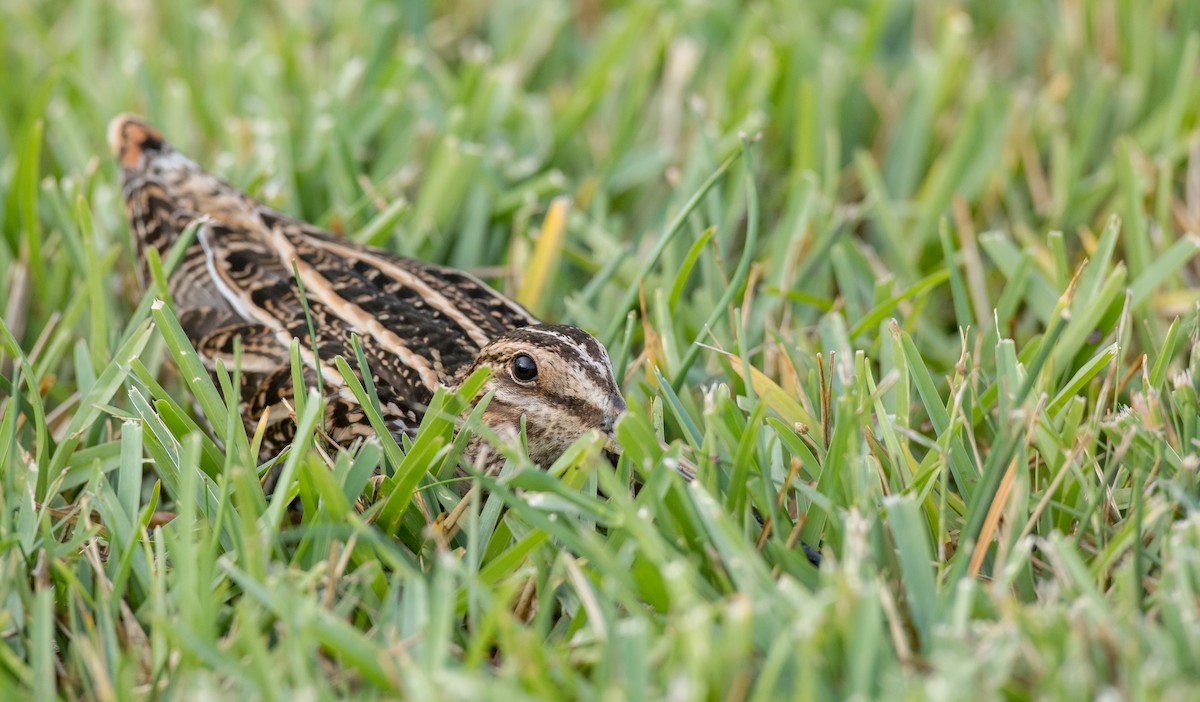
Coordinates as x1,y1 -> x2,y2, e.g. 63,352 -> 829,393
109,115 -> 626,479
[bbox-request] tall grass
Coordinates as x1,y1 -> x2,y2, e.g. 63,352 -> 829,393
3,0 -> 1200,698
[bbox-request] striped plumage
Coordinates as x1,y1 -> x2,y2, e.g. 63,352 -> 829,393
109,115 -> 626,474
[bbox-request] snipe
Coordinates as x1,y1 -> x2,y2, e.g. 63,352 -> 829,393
109,115 -> 626,479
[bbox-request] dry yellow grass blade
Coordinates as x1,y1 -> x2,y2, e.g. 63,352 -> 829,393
516,196 -> 571,315
710,344 -> 819,431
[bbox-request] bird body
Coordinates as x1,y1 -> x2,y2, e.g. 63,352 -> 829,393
109,115 -> 625,472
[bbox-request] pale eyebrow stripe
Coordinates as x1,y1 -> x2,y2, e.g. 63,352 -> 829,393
523,327 -> 613,382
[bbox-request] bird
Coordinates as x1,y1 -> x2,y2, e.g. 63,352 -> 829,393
108,114 -> 627,487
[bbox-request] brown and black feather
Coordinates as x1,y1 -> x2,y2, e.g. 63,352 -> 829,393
110,115 -> 625,471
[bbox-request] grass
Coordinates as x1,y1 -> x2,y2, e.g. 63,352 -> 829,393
3,0 -> 1200,698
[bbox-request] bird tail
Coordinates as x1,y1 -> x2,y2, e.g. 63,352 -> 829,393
109,115 -> 191,268
108,114 -> 170,175
108,114 -> 259,277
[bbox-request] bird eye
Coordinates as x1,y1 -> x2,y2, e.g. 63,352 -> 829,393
511,353 -> 538,383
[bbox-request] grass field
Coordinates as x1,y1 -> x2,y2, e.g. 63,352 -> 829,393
4,0 -> 1200,698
